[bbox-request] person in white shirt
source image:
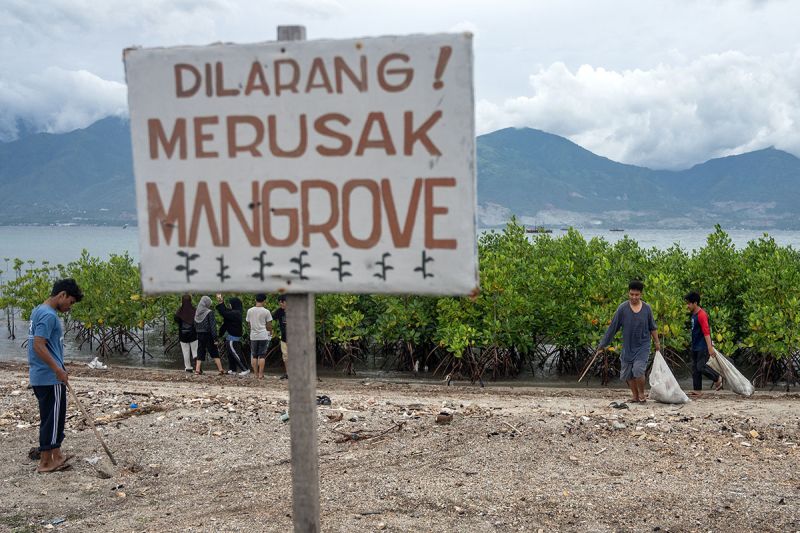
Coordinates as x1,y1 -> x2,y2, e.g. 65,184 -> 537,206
246,294 -> 273,379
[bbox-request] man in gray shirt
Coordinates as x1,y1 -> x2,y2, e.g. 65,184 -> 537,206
595,280 -> 660,403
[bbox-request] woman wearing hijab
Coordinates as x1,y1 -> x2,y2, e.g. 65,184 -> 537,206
194,295 -> 224,375
215,294 -> 249,375
174,294 -> 197,372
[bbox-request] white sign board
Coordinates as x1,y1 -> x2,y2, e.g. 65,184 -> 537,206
124,33 -> 477,294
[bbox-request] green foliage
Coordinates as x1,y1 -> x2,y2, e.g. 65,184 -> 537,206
316,294 -> 369,350
3,224 -> 799,372
474,219 -> 537,352
372,295 -> 436,352
67,251 -> 159,330
740,236 -> 800,360
0,264 -> 56,320
647,248 -> 690,353
434,297 -> 478,356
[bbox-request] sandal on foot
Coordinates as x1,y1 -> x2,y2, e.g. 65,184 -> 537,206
713,378 -> 723,391
36,463 -> 73,473
36,457 -> 74,474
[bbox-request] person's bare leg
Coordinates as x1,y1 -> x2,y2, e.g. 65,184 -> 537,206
280,342 -> 289,378
194,359 -> 202,374
214,358 -> 224,373
626,379 -> 639,402
636,376 -> 646,401
36,450 -> 53,472
258,358 -> 266,379
51,448 -> 64,463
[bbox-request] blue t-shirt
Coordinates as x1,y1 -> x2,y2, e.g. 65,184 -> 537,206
27,304 -> 65,386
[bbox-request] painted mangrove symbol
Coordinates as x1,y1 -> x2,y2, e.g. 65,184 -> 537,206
251,251 -> 274,281
175,250 -> 199,282
290,250 -> 310,280
216,255 -> 230,283
374,252 -> 393,281
414,250 -> 434,279
331,252 -> 352,282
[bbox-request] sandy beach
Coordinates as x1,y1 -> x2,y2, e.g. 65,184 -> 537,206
0,361 -> 798,532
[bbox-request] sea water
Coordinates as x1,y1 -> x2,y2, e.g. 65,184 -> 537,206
3,225 -> 800,267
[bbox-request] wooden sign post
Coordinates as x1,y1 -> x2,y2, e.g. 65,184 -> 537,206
286,292 -> 319,531
278,27 -> 321,533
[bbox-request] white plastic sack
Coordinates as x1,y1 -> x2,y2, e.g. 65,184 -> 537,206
708,350 -> 755,397
87,357 -> 108,370
648,351 -> 689,404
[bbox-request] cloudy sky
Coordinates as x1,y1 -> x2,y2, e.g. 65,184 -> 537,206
2,0 -> 800,169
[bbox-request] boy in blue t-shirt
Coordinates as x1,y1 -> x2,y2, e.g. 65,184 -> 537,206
27,278 -> 83,473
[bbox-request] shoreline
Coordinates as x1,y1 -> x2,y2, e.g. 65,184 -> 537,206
1,362 -> 798,531
2,359 -> 793,393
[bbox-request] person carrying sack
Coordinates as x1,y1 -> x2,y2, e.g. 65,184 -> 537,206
684,291 -> 723,397
595,280 -> 661,404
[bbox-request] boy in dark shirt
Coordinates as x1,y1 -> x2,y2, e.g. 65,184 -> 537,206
684,292 -> 722,396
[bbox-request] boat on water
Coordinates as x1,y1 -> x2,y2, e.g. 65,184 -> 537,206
609,228 -> 625,232
526,226 -> 553,234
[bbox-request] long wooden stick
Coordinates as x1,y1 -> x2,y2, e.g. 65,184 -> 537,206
67,382 -> 118,465
578,349 -> 602,383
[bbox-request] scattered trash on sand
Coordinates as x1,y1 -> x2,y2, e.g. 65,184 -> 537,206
331,421 -> 405,444
316,395 -> 331,406
436,412 -> 453,424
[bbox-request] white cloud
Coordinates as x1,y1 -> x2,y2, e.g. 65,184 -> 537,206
477,50 -> 800,169
2,0 -> 233,43
448,21 -> 478,35
2,0 -> 800,171
0,68 -> 127,140
273,0 -> 345,19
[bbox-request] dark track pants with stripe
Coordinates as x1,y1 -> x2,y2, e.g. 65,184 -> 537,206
691,350 -> 721,391
225,339 -> 249,372
33,383 -> 67,451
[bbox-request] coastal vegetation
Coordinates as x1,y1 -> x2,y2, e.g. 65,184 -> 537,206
1,222 -> 798,387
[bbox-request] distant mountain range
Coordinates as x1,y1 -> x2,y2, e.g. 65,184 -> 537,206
2,118 -> 800,228
0,117 -> 136,225
478,128 -> 800,229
